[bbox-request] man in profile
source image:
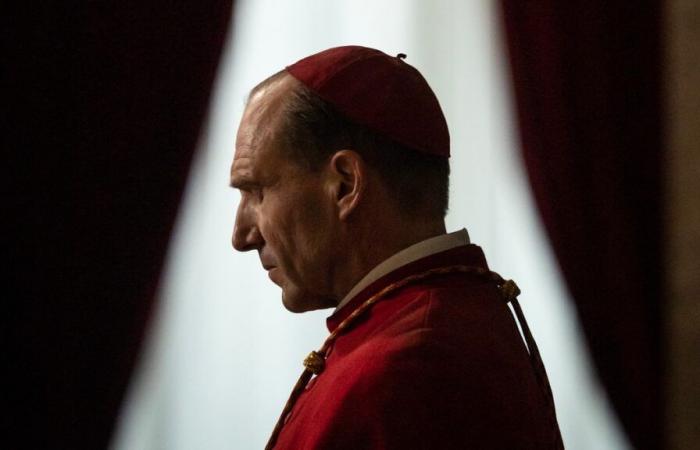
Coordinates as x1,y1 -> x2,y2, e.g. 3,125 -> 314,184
230,46 -> 563,449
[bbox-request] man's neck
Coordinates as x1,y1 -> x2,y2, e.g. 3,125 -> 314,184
331,220 -> 447,303
334,228 -> 470,312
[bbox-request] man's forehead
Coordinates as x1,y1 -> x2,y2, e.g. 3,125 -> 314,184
230,153 -> 253,185
234,126 -> 257,159
231,74 -> 298,183
232,102 -> 271,166
234,77 -> 292,155
231,151 -> 252,170
230,116 -> 278,186
235,102 -> 264,151
231,113 -> 259,184
244,73 -> 296,126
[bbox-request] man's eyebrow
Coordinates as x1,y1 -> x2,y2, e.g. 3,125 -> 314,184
229,177 -> 259,190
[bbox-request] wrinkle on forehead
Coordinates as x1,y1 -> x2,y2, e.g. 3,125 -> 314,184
231,75 -> 298,185
235,78 -> 292,161
230,155 -> 253,184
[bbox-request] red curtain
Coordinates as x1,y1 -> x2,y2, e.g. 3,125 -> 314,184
500,2 -> 663,449
8,2 -> 233,448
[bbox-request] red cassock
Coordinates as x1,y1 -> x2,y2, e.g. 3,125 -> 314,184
273,244 -> 563,449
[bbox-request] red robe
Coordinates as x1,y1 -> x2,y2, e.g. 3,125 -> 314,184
273,244 -> 563,449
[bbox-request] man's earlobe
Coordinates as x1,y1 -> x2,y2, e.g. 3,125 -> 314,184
329,150 -> 364,221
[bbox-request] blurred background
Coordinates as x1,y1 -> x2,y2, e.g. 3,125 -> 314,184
112,1 -> 626,448
8,1 -> 697,449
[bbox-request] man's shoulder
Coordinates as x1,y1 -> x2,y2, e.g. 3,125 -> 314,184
343,277 -> 515,367
300,279 -> 556,450
367,275 -> 507,340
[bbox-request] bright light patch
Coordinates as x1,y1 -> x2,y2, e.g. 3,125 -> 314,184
112,1 -> 630,449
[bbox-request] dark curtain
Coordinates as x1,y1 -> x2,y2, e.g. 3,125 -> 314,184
499,2 -> 663,450
7,2 -> 234,449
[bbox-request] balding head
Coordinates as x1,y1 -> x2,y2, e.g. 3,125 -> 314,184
230,67 -> 447,313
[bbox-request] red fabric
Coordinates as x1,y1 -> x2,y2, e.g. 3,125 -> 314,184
499,2 -> 664,449
286,46 -> 450,157
8,2 -> 233,448
274,245 -> 562,449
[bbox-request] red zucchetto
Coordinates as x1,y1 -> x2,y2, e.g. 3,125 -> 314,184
286,45 -> 450,158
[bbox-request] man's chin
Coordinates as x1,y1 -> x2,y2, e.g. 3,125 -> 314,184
281,285 -> 336,313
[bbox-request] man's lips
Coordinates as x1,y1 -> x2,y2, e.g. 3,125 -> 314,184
260,262 -> 280,280
266,267 -> 281,285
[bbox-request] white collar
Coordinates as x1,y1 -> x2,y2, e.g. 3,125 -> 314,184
335,228 -> 470,312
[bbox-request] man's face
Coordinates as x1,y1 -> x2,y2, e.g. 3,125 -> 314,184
230,78 -> 337,312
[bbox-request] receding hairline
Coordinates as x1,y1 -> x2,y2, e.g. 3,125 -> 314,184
246,69 -> 293,105
240,71 -> 301,153
242,67 -> 450,218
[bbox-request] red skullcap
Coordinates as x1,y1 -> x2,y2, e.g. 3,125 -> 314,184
286,46 -> 450,158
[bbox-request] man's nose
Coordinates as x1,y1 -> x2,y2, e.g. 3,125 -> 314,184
232,208 -> 263,252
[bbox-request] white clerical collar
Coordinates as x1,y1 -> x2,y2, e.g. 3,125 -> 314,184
335,228 -> 470,312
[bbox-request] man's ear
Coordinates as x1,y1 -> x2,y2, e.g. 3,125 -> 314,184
327,150 -> 365,221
